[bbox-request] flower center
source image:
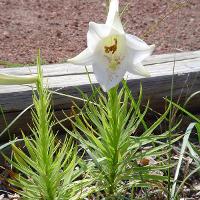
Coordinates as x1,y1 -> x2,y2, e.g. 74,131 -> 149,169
102,35 -> 126,70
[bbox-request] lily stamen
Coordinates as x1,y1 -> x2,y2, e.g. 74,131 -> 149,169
104,38 -> 118,54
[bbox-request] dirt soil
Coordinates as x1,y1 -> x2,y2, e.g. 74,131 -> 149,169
0,0 -> 199,65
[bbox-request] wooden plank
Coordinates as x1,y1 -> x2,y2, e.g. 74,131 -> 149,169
0,51 -> 200,138
1,54 -> 200,96
1,51 -> 200,77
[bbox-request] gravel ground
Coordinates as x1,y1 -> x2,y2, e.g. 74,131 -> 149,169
0,0 -> 199,65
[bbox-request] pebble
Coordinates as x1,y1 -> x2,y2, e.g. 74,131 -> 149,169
0,193 -> 20,200
3,31 -> 10,38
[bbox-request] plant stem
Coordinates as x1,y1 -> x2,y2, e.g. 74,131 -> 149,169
35,52 -> 55,199
107,87 -> 120,196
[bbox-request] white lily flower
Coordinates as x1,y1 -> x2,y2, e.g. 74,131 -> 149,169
68,0 -> 155,92
0,73 -> 37,85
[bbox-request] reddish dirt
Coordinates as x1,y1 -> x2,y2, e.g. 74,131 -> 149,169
0,0 -> 199,65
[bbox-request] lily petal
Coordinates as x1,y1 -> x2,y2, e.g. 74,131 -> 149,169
87,22 -> 121,51
88,22 -> 112,38
106,0 -> 119,25
126,34 -> 153,50
87,22 -> 112,51
112,12 -> 124,33
106,0 -> 124,33
93,56 -> 127,91
128,44 -> 155,65
67,48 -> 94,65
0,73 -> 37,85
128,62 -> 150,77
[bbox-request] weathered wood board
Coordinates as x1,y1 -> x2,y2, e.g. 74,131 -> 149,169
0,51 -> 200,140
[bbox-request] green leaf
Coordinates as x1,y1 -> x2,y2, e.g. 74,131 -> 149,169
171,122 -> 196,198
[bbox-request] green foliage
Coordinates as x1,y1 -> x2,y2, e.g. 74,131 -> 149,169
169,100 -> 200,199
0,57 -> 47,68
0,60 -> 22,68
171,122 -> 196,199
61,83 -> 179,198
5,54 -> 92,200
170,101 -> 200,163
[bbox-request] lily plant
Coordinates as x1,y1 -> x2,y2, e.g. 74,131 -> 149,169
64,1 -> 176,198
68,0 -> 155,91
0,73 -> 37,85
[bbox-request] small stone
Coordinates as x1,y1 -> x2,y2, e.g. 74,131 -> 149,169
193,183 -> 200,191
0,194 -> 4,200
196,191 -> 200,196
3,31 -> 10,38
190,18 -> 194,22
50,11 -> 57,19
16,22 -> 21,26
56,30 -> 62,38
8,193 -> 20,199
